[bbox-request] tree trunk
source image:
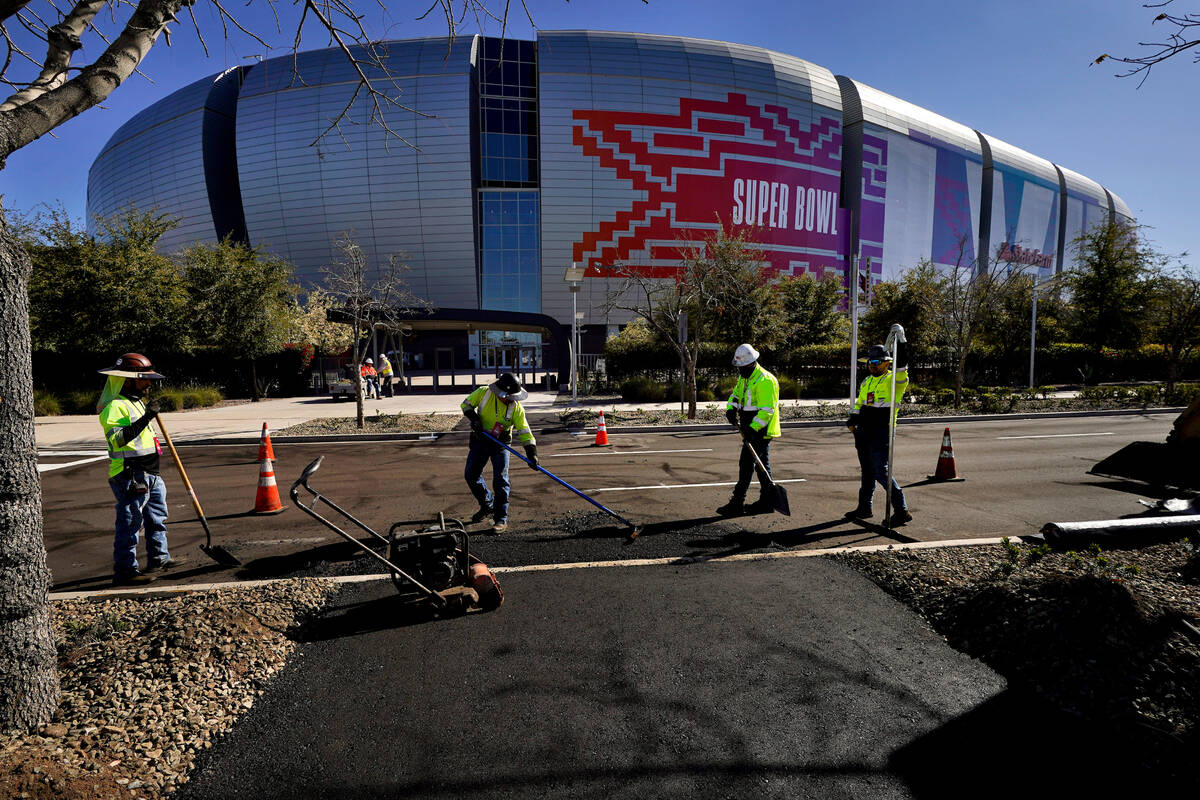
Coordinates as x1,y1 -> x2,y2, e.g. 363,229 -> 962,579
250,359 -> 260,402
0,212 -> 60,731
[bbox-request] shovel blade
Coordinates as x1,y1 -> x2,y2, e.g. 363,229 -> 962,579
772,484 -> 791,517
201,544 -> 242,567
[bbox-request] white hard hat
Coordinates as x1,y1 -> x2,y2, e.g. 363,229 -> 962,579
732,344 -> 759,367
364,357 -> 373,364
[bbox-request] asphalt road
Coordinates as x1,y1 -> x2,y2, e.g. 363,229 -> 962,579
174,559 -> 1010,800
44,411 -> 1177,591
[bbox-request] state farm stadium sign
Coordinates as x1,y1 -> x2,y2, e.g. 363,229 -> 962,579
571,92 -> 848,279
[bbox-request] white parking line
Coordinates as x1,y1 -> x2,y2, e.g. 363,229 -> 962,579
586,478 -> 806,493
38,455 -> 108,473
996,432 -> 1114,440
548,448 -> 714,458
38,450 -> 107,457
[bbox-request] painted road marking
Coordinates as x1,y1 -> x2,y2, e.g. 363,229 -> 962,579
38,450 -> 107,457
996,432 -> 1114,440
47,537 -> 1013,600
548,448 -> 714,458
38,455 -> 108,473
586,478 -> 806,493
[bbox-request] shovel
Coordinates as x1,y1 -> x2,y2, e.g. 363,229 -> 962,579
156,415 -> 242,567
477,429 -> 644,539
739,434 -> 791,516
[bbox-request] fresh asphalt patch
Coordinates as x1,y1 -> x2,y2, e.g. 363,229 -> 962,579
176,557 -> 1007,800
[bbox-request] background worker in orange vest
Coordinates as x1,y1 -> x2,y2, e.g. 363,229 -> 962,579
846,325 -> 912,527
360,357 -> 379,399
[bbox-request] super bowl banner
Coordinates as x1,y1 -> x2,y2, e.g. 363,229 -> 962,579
571,92 -> 849,278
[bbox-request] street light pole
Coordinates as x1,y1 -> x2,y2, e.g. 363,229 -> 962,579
564,263 -> 586,405
1029,275 -> 1059,388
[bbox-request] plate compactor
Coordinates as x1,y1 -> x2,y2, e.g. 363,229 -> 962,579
290,457 -> 503,614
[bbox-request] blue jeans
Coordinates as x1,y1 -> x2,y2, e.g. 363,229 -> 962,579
465,437 -> 510,522
109,471 -> 170,576
854,426 -> 906,512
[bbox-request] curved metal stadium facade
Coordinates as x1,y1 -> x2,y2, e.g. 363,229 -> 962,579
88,31 -> 1131,343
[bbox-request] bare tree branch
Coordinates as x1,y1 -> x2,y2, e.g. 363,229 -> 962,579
1,0 -> 105,111
1093,0 -> 1200,87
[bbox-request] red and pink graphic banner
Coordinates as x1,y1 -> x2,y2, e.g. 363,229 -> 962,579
571,92 -> 848,278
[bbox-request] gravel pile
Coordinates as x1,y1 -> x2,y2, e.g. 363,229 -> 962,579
837,537 -> 1200,777
0,579 -> 340,800
275,411 -> 461,436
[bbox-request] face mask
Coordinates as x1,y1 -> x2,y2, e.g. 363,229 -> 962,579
738,363 -> 755,379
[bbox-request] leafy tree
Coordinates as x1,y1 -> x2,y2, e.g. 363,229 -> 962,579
322,232 -> 432,428
24,206 -> 192,355
774,271 -> 847,350
976,273 -> 1070,384
290,288 -> 355,360
859,261 -> 943,353
1064,218 -> 1159,351
1146,263 -> 1200,394
178,238 -> 299,400
604,230 -> 772,419
0,0 -> 529,732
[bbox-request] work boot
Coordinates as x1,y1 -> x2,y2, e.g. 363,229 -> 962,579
491,519 -> 508,534
470,505 -> 493,524
716,497 -> 745,517
844,506 -> 872,519
884,509 -> 913,528
145,558 -> 185,573
112,570 -> 156,587
744,495 -> 776,515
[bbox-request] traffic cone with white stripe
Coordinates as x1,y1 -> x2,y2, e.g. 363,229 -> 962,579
926,426 -> 965,482
250,455 -> 286,514
592,410 -> 611,446
257,422 -> 276,462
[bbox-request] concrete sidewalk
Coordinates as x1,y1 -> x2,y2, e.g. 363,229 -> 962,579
35,388 -> 1085,450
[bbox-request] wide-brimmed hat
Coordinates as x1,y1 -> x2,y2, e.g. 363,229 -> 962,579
97,352 -> 165,380
857,344 -> 892,363
491,372 -> 528,402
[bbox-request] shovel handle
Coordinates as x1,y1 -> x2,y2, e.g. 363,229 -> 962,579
738,430 -> 776,488
156,415 -> 215,545
478,429 -> 640,530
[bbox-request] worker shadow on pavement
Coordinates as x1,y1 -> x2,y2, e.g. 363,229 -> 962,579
296,589 -> 475,642
234,539 -> 386,580
50,561 -> 228,592
889,686 -> 1196,796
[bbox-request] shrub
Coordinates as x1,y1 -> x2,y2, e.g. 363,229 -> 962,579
620,376 -> 667,402
155,391 -> 183,412
697,389 -> 715,402
1167,383 -> 1200,406
777,376 -> 801,400
34,389 -> 61,416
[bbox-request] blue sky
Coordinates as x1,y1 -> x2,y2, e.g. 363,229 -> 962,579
2,0 -> 1194,264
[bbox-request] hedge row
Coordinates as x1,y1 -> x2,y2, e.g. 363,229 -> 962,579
604,339 -> 1200,388
35,385 -> 225,416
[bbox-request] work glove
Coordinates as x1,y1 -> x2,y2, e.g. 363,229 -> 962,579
524,444 -> 539,469
725,408 -> 738,427
464,408 -> 483,433
846,413 -> 859,432
145,400 -> 161,418
889,323 -> 907,343
740,420 -> 754,438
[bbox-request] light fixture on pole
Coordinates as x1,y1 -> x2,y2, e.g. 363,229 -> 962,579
1029,274 -> 1060,388
564,264 -> 586,404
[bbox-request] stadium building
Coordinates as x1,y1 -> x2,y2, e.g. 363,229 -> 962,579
87,31 -> 1131,375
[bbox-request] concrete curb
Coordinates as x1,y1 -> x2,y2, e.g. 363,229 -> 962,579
47,535 -> 1025,601
144,406 -> 1184,447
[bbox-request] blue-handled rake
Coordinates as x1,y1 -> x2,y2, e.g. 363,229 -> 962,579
478,429 -> 644,539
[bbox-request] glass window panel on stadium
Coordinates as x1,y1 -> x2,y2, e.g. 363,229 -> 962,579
88,30 -> 1132,364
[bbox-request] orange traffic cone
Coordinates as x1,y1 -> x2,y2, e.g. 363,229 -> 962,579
592,410 -> 611,446
251,456 -> 286,514
257,422 -> 276,462
927,426 -> 965,482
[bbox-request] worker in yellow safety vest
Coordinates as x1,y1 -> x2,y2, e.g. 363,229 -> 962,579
460,373 -> 538,533
718,343 -> 782,517
378,353 -> 395,397
96,353 -> 176,585
846,325 -> 912,527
